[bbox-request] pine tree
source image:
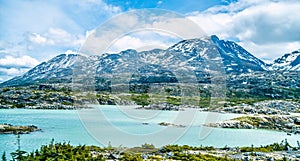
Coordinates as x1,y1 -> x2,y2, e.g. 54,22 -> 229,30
2,152 -> 6,161
10,134 -> 27,161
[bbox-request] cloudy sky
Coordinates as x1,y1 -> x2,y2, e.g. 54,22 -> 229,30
0,0 -> 300,82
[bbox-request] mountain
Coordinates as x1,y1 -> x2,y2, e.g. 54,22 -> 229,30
0,35 -> 297,87
210,35 -> 267,72
0,54 -> 82,87
270,49 -> 300,71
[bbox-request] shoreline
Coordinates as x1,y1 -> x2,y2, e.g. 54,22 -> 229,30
206,115 -> 300,134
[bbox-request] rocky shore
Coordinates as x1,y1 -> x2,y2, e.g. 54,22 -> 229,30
135,103 -> 200,111
212,100 -> 300,115
0,124 -> 41,134
207,115 -> 300,134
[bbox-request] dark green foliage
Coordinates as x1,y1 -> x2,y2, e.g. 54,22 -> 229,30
160,144 -> 215,153
0,85 -> 76,109
166,96 -> 181,105
95,77 -> 111,92
2,88 -> 10,92
10,150 -> 27,161
131,93 -> 150,107
141,143 -> 155,149
2,152 -> 6,161
120,153 -> 143,161
96,93 -> 115,105
126,143 -> 157,154
10,140 -> 300,161
21,141 -> 105,161
14,103 -> 25,108
239,140 -> 290,152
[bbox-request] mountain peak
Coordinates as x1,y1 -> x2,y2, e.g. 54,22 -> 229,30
291,49 -> 300,54
1,36 -> 299,87
271,50 -> 300,71
210,35 -> 219,43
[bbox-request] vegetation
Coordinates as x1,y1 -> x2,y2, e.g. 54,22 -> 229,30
0,86 -> 75,109
4,139 -> 300,161
0,124 -> 40,134
232,116 -> 264,127
130,93 -> 150,107
15,141 -> 105,161
2,152 -> 6,161
166,96 -> 181,105
1,82 -> 298,110
240,139 -> 292,152
96,93 -> 116,105
126,143 -> 157,153
160,144 -> 215,153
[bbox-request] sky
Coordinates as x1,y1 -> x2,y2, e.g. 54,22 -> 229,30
0,0 -> 300,82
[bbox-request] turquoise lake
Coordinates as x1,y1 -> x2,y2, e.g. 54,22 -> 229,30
1,105 -> 299,157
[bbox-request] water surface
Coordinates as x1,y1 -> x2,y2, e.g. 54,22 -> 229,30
0,106 -> 298,157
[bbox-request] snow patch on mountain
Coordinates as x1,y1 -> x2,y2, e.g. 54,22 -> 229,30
1,35 -> 299,87
270,50 -> 300,71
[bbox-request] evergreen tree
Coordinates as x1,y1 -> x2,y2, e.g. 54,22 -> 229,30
2,152 -> 6,161
10,134 -> 27,161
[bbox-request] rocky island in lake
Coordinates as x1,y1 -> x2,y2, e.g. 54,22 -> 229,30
0,124 -> 41,134
158,122 -> 186,128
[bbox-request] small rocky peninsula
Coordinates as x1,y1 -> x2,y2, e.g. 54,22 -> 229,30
207,115 -> 300,134
0,124 -> 41,134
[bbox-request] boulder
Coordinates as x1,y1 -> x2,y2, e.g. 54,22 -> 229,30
294,118 -> 300,125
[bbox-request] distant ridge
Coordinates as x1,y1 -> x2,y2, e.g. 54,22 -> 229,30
1,35 -> 299,87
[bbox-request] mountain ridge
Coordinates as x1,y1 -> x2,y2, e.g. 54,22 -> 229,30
1,35 -> 299,87
270,49 -> 300,71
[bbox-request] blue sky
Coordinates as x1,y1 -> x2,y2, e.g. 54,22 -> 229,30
104,0 -> 233,12
0,0 -> 300,82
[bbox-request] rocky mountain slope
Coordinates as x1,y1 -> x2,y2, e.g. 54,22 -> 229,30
0,54 -> 82,86
1,35 -> 276,87
270,49 -> 300,71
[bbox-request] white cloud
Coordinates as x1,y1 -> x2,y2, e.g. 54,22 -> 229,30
81,10 -> 205,55
0,68 -> 29,76
107,35 -> 174,53
188,0 -> 300,61
28,33 -> 48,44
0,55 -> 39,82
0,0 -> 122,82
157,1 -> 163,5
79,0 -> 121,13
0,55 -> 39,68
27,28 -> 85,47
65,49 -> 78,55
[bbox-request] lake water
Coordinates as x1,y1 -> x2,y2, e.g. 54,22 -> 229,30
1,105 -> 299,157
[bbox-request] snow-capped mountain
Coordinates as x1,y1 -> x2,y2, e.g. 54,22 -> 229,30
270,50 -> 300,71
0,35 -> 298,87
0,54 -> 83,86
210,35 -> 267,72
